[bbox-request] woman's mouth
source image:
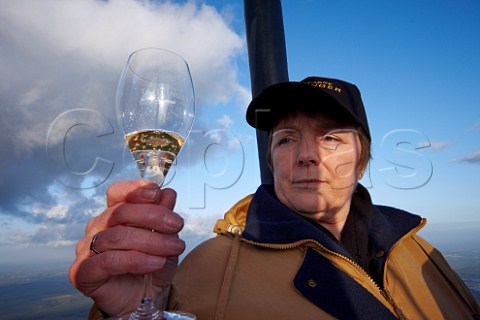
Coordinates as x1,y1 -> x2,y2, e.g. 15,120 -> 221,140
293,179 -> 323,188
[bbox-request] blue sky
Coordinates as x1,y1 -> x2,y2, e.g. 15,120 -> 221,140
0,0 -> 479,266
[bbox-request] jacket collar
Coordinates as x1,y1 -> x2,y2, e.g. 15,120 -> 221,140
241,184 -> 423,258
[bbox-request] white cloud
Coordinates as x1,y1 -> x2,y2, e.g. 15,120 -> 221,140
418,140 -> 454,151
217,114 -> 234,129
468,122 -> 480,132
179,212 -> 219,256
450,151 -> 480,164
0,222 -> 32,246
18,80 -> 50,107
33,204 -> 69,220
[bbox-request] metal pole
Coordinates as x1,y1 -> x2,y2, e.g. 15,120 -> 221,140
244,0 -> 289,185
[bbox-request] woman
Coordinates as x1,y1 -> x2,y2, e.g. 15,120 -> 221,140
70,77 -> 479,319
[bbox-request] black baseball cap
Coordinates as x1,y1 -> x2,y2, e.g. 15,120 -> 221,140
246,76 -> 371,140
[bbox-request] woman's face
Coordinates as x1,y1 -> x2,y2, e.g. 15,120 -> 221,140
271,111 -> 363,224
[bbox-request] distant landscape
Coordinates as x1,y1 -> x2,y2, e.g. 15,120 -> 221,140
441,249 -> 480,304
0,247 -> 478,319
0,262 -> 91,320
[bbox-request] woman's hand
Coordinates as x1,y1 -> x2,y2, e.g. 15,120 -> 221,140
68,180 -> 186,316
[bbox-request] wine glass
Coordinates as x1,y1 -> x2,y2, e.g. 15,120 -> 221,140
115,48 -> 196,320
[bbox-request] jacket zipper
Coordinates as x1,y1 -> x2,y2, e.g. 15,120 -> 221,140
240,236 -> 411,319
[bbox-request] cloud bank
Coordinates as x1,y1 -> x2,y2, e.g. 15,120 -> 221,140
0,0 -> 249,251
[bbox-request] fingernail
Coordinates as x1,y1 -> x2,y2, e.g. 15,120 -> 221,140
166,238 -> 186,251
141,186 -> 159,201
165,213 -> 184,229
146,256 -> 166,268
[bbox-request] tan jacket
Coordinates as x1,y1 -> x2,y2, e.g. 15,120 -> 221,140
88,192 -> 479,319
168,194 -> 479,320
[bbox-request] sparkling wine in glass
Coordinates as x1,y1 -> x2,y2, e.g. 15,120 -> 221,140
115,48 -> 196,320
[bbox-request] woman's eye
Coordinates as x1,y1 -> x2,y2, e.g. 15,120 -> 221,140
272,129 -> 299,147
323,135 -> 338,142
277,137 -> 292,146
321,135 -> 341,149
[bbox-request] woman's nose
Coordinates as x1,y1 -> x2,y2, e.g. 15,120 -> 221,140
297,136 -> 320,165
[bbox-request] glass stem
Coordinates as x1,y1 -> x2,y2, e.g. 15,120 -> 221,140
129,273 -> 161,319
142,227 -> 158,303
143,273 -> 153,301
